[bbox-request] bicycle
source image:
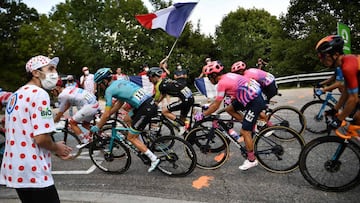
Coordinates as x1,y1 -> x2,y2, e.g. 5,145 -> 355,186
216,97 -> 306,135
185,112 -> 305,173
88,119 -> 197,177
52,111 -> 127,160
299,116 -> 360,192
300,86 -> 339,134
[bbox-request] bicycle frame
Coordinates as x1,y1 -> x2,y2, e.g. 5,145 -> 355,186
314,92 -> 338,120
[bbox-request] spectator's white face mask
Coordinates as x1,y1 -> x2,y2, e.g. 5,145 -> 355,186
40,72 -> 59,90
177,66 -> 182,70
84,70 -> 90,75
144,67 -> 149,72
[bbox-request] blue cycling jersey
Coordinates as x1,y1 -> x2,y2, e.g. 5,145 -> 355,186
104,80 -> 151,109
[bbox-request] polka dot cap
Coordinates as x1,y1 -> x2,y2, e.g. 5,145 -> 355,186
25,55 -> 59,73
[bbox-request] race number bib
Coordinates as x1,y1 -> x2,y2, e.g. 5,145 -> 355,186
180,87 -> 192,98
133,88 -> 148,103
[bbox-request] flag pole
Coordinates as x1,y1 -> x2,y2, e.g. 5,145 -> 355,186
166,38 -> 179,59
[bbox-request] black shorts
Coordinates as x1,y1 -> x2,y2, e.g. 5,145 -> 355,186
16,185 -> 60,203
262,81 -> 278,102
167,97 -> 194,118
131,98 -> 158,132
240,96 -> 267,131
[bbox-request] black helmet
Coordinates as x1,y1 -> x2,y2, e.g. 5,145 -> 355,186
94,68 -> 112,83
315,35 -> 344,54
147,67 -> 163,77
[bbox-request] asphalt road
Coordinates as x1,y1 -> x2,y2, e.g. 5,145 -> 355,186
1,87 -> 359,203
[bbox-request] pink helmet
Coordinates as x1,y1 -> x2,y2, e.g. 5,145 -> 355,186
204,61 -> 224,75
231,61 -> 246,73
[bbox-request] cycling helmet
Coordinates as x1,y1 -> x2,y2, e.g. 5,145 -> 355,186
147,67 -> 163,77
316,35 -> 344,54
204,61 -> 224,75
231,61 -> 247,73
94,68 -> 112,83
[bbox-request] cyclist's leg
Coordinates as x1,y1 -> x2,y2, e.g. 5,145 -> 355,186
239,95 -> 266,170
162,100 -> 185,126
128,99 -> 160,172
72,103 -> 99,146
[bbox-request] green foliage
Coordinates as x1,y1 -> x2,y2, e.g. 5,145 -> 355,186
1,0 -> 359,91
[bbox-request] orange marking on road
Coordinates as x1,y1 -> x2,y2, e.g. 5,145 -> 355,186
287,100 -> 295,104
214,153 -> 225,162
192,176 -> 214,189
298,95 -> 305,98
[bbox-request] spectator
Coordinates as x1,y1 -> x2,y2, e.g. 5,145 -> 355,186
138,64 -> 149,76
197,57 -> 212,78
65,75 -> 78,88
0,55 -> 72,203
174,62 -> 187,86
159,57 -> 171,105
80,66 -> 97,95
112,67 -> 128,80
256,58 -> 268,70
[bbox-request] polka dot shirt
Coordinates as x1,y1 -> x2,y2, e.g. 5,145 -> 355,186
0,85 -> 56,188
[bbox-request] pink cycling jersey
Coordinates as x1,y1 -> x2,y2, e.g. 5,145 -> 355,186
216,73 -> 261,106
243,68 -> 275,87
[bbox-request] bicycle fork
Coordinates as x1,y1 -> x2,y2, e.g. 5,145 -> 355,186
326,141 -> 348,172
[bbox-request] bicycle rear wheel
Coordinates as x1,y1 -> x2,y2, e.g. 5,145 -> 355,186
52,130 -> 82,159
254,126 -> 305,173
89,127 -> 131,174
268,105 -> 306,135
300,100 -> 334,134
185,127 -> 229,170
150,136 -> 197,177
299,136 -> 360,192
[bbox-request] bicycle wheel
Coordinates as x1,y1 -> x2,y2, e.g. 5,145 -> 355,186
52,130 -> 82,159
254,126 -> 305,173
185,127 -> 230,170
89,127 -> 131,174
150,136 -> 197,177
299,136 -> 360,192
300,100 -> 334,134
268,105 -> 306,135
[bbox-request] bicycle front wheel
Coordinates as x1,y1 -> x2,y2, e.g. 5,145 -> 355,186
300,100 -> 334,134
254,126 -> 305,173
185,127 -> 230,170
89,127 -> 131,174
150,136 -> 197,177
299,136 -> 360,192
52,130 -> 82,159
268,105 -> 306,135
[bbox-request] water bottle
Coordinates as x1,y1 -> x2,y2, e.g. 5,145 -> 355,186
184,119 -> 190,130
228,128 -> 240,141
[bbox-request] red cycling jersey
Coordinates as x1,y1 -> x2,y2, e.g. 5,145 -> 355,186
341,55 -> 360,94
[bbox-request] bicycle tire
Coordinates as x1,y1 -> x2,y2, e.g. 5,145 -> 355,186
268,105 -> 306,135
185,127 -> 230,170
254,126 -> 305,173
300,100 -> 334,134
142,120 -> 176,147
52,129 -> 82,159
150,135 -> 197,177
89,127 -> 131,174
299,136 -> 360,192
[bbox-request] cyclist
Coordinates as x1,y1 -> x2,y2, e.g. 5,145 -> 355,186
194,61 -> 266,170
231,61 -> 278,103
315,35 -> 360,128
90,68 -> 160,172
51,80 -> 100,149
147,67 -> 194,135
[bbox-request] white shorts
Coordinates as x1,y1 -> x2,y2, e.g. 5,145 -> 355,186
73,102 -> 99,123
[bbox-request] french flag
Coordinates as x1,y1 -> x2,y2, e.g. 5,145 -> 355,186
135,1 -> 198,38
129,75 -> 154,96
194,77 -> 217,99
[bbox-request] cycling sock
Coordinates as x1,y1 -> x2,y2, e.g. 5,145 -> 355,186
247,151 -> 256,162
144,149 -> 157,162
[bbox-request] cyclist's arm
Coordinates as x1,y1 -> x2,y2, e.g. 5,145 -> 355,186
110,100 -> 124,115
322,81 -> 343,92
54,102 -> 71,122
203,99 -> 222,116
319,75 -> 335,86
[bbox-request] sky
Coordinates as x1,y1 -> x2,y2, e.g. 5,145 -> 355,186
22,0 -> 290,36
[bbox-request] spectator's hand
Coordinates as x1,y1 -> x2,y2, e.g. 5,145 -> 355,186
55,141 -> 72,159
90,125 -> 100,133
327,117 -> 342,129
315,88 -> 324,96
325,108 -> 338,117
194,112 -> 204,122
